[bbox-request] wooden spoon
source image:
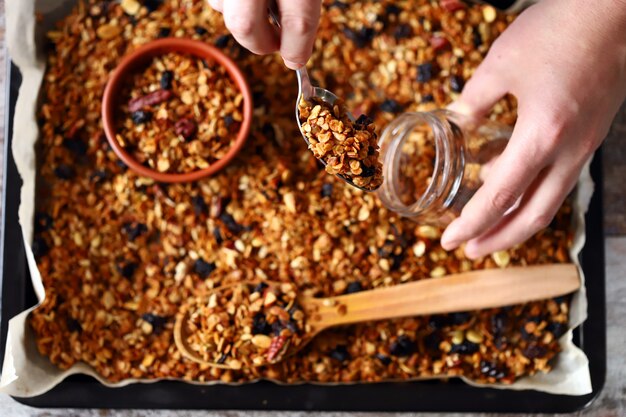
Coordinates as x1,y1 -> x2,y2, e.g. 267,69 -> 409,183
174,263 -> 580,368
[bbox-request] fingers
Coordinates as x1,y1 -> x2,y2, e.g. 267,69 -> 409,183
276,0 -> 321,69
463,163 -> 580,258
448,59 -> 508,116
208,0 -> 223,13
223,0 -> 279,55
441,113 -> 550,251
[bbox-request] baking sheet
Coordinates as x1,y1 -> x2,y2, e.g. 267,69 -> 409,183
0,0 -> 593,398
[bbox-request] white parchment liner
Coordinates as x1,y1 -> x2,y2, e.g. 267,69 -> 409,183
1,0 -> 593,397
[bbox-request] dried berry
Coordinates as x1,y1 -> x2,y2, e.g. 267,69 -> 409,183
54,164 -> 75,179
430,35 -> 450,52
390,335 -> 416,356
451,312 -> 471,325
385,4 -> 401,15
522,344 -> 547,359
424,332 -> 442,352
66,318 -> 82,333
194,259 -> 216,278
63,138 -> 88,155
380,99 -> 404,113
194,26 -> 208,35
345,281 -> 363,294
128,89 -> 173,112
117,261 -> 138,279
122,222 -> 148,242
191,195 -> 207,216
160,70 -> 173,90
546,321 -> 567,338
354,114 -> 374,127
329,1 -> 349,10
174,118 -> 197,140
253,282 -> 269,293
490,312 -> 509,335
450,75 -> 465,92
321,183 -> 333,198
214,34 -> 231,48
375,353 -> 392,365
143,0 -> 162,13
131,110 -> 152,125
422,94 -> 434,103
31,237 -> 49,258
252,313 -> 271,335
34,212 -> 53,233
342,27 -> 376,48
216,354 -> 228,364
393,23 -> 413,39
450,340 -> 479,355
219,212 -> 244,234
157,27 -> 171,38
480,360 -> 506,379
212,227 -> 224,245
223,115 -> 235,128
360,162 -> 377,178
417,62 -> 434,83
141,313 -> 168,334
329,345 -> 350,362
428,315 -> 451,330
90,169 -> 108,183
472,28 -> 482,48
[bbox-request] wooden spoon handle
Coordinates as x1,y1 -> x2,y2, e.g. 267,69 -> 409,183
308,264 -> 580,328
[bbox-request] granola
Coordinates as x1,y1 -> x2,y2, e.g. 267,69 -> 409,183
116,52 -> 244,173
184,281 -> 306,368
298,98 -> 384,190
30,0 -> 573,386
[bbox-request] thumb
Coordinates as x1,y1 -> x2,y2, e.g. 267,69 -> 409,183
447,63 -> 508,117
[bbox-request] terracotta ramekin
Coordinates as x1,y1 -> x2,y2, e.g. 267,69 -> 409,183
101,38 -> 253,183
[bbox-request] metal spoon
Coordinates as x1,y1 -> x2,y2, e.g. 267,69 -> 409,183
267,2 -> 375,192
174,263 -> 580,369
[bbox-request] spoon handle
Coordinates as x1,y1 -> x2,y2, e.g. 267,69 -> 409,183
307,264 -> 580,328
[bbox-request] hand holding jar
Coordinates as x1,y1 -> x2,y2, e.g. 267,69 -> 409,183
441,0 -> 626,258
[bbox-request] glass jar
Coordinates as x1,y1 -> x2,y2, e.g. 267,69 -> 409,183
376,110 -> 513,226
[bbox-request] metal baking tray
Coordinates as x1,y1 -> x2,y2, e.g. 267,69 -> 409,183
0,62 -> 606,412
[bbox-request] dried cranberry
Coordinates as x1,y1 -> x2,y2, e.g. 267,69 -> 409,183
174,118 -> 197,140
390,335 -> 416,356
194,259 -> 216,278
329,345 -> 351,362
441,0 -> 465,12
345,281 -> 363,294
430,36 -> 450,52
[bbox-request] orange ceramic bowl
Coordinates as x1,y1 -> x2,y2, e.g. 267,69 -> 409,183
101,38 -> 253,183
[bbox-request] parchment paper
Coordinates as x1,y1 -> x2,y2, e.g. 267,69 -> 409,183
0,0 -> 593,398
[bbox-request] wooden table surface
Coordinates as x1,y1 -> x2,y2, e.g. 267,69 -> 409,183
0,1 -> 624,416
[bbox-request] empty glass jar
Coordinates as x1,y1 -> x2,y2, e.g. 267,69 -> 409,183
376,110 -> 513,226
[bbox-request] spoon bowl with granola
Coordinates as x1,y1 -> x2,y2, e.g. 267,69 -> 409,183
174,264 -> 580,370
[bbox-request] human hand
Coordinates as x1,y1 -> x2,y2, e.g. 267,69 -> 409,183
441,0 -> 626,258
207,0 -> 321,69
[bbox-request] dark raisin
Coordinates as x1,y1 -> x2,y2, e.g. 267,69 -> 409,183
117,261 -> 138,279
450,75 -> 465,93
417,62 -> 434,83
360,162 -> 377,178
345,281 -> 363,294
194,26 -> 208,35
141,313 -> 168,334
450,340 -> 479,355
342,27 -> 375,48
451,312 -> 471,325
546,321 -> 567,338
54,164 -> 75,180
131,110 -> 152,125
191,195 -> 207,216
66,318 -> 82,333
32,237 -> 49,258
424,332 -> 442,352
329,345 -> 350,362
160,70 -> 173,90
143,0 -> 162,13
520,326 -> 535,341
252,313 -> 271,335
393,23 -> 412,39
390,335 -> 416,356
490,312 -> 508,335
428,314 -> 451,330
174,118 -> 197,140
271,320 -> 285,336
329,1 -> 349,10
385,4 -> 401,15
213,227 -> 224,244
422,94 -> 434,103
122,222 -> 148,241
284,320 -> 299,333
157,27 -> 171,38
219,212 -> 243,234
375,353 -> 392,365
472,28 -> 482,48
321,183 -> 333,198
214,34 -> 231,48
380,99 -> 404,113
253,282 -> 268,294
354,114 -> 373,127
216,354 -> 228,364
194,259 -> 216,278
63,138 -> 88,155
35,212 -> 53,233
224,115 -> 235,128
553,295 -> 568,304
522,344 -> 547,359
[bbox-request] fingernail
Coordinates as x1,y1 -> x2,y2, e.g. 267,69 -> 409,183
283,58 -> 304,70
441,222 -> 462,250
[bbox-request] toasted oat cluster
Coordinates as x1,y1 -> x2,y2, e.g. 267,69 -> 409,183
30,0 -> 572,386
117,52 -> 243,173
298,98 -> 383,190
185,282 -> 306,368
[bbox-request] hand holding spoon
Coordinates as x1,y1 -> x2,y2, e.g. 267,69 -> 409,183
174,263 -> 580,369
